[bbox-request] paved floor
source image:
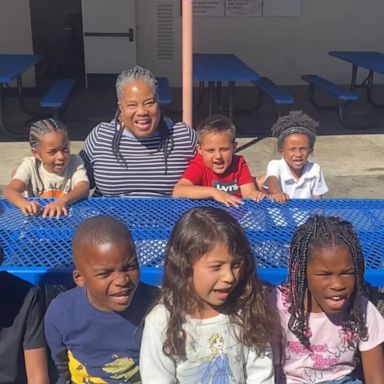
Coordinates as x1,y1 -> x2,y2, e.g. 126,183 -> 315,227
1,83 -> 384,198
1,134 -> 383,198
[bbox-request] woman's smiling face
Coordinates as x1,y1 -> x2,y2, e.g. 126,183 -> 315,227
118,79 -> 161,138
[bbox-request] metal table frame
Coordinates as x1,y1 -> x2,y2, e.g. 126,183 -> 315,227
0,54 -> 42,137
193,53 -> 260,120
329,51 -> 384,108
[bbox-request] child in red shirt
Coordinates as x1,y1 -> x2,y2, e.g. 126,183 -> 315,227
173,115 -> 265,207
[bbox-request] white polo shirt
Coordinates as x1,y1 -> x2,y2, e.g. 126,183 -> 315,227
265,158 -> 328,198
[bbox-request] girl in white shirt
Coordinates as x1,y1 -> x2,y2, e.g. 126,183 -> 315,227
140,206 -> 279,383
263,111 -> 328,202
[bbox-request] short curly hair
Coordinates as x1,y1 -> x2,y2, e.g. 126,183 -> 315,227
272,110 -> 318,149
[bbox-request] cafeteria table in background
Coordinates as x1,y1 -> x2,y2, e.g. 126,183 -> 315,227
329,51 -> 384,107
193,53 -> 261,120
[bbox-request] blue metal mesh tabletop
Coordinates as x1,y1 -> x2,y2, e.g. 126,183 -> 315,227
0,198 -> 383,286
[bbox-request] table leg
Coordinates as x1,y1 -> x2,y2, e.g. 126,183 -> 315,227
216,81 -> 222,106
0,83 -> 29,137
199,81 -> 204,100
366,70 -> 384,108
208,81 -> 214,116
228,81 -> 235,121
0,77 -> 33,137
350,64 -> 358,91
193,81 -> 205,114
17,76 -> 40,116
0,85 -> 6,134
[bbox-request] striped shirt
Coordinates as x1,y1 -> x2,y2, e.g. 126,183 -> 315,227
79,119 -> 197,197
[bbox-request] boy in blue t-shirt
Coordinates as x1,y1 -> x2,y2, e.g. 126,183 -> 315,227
45,215 -> 157,383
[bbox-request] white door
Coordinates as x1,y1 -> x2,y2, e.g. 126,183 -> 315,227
81,0 -> 136,86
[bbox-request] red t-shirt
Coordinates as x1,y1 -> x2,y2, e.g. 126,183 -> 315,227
181,154 -> 253,197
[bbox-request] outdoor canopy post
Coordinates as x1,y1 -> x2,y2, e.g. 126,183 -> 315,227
182,0 -> 193,126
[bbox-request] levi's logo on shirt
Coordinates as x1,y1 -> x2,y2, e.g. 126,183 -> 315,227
212,180 -> 239,194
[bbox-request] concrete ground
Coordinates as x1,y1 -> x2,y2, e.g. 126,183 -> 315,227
0,134 -> 383,199
1,83 -> 384,198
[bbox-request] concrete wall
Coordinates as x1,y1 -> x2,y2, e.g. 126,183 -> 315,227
0,0 -> 35,85
2,0 -> 383,86
137,0 -> 384,86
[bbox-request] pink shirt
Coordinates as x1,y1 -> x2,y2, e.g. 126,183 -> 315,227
273,285 -> 384,383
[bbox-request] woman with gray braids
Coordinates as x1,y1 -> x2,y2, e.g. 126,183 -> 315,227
80,66 -> 197,197
4,118 -> 89,217
262,111 -> 328,202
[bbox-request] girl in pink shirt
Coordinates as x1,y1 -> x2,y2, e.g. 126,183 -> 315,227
272,215 -> 384,384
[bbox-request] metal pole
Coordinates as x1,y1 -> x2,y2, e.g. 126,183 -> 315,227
182,0 -> 193,126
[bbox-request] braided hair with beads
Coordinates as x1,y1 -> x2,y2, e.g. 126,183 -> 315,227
285,214 -> 368,349
29,118 -> 69,194
112,66 -> 174,173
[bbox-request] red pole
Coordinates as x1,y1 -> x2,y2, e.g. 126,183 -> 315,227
182,0 -> 193,126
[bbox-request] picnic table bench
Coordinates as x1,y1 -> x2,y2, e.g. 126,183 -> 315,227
40,78 -> 76,119
301,74 -> 359,127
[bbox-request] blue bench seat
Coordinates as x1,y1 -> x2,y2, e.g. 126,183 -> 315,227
301,74 -> 359,128
156,77 -> 172,105
301,74 -> 358,101
252,77 -> 294,105
40,78 -> 76,109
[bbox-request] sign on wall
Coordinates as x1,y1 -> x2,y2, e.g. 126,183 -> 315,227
193,0 -> 301,17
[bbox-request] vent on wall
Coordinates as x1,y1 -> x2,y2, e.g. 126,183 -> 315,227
156,1 -> 174,60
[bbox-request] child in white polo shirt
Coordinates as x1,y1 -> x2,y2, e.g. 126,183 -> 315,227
263,111 -> 328,202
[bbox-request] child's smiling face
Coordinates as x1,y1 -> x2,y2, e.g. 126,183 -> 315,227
279,133 -> 312,180
73,238 -> 140,312
306,245 -> 356,314
197,131 -> 236,175
32,131 -> 70,174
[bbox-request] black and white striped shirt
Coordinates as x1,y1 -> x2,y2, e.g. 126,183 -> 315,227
80,119 -> 197,197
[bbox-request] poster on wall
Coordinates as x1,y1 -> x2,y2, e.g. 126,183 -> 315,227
193,0 -> 302,17
193,0 -> 225,17
226,0 -> 262,17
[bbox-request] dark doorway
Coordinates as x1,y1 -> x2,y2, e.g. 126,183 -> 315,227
29,0 -> 85,85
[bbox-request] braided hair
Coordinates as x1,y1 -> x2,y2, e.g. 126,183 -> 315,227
112,66 -> 174,173
29,118 -> 69,194
272,110 -> 318,149
286,215 -> 367,348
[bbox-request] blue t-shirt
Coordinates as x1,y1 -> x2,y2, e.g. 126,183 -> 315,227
45,283 -> 157,383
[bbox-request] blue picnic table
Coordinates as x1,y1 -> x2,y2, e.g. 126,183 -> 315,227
0,198 -> 383,287
329,51 -> 384,107
193,53 -> 260,120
